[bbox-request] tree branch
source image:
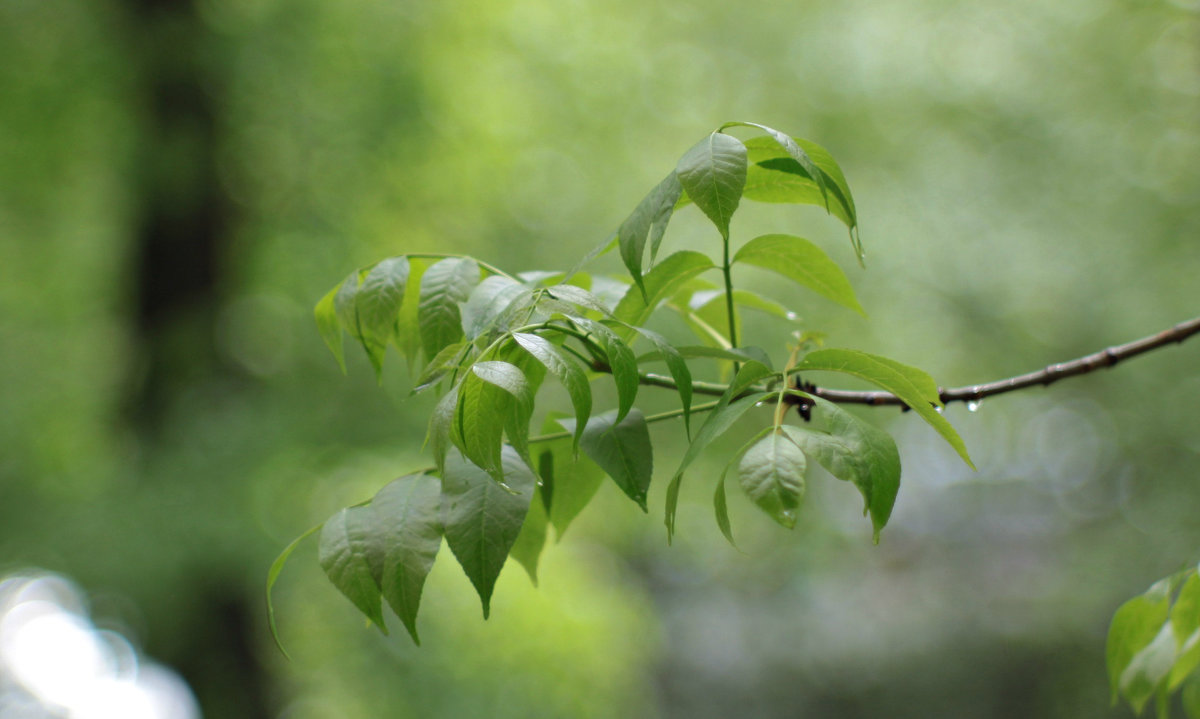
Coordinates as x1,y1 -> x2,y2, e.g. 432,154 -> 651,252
805,316 -> 1200,408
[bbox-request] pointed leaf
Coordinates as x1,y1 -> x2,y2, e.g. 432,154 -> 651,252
713,465 -> 736,547
513,332 -> 592,450
427,385 -> 460,473
509,487 -> 549,585
675,132 -> 747,240
797,349 -> 973,468
1121,622 -> 1178,714
441,447 -> 536,618
542,415 -> 606,538
1170,573 -> 1200,689
738,431 -> 807,529
612,250 -> 715,331
734,234 -> 864,315
314,286 -> 346,372
458,360 -> 530,480
419,257 -> 480,359
413,341 -> 467,394
356,257 -> 410,376
1108,580 -> 1172,704
461,275 -> 527,339
577,409 -> 653,511
781,396 -> 900,542
371,473 -> 443,644
266,523 -> 321,658
618,171 -> 684,294
633,327 -> 692,436
318,507 -> 387,633
573,318 -> 638,422
722,121 -> 830,210
393,258 -> 428,369
741,136 -> 858,230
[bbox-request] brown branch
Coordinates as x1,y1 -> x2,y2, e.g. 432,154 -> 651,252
805,316 -> 1200,409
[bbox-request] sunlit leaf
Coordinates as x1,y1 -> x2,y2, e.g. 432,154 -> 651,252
578,409 -> 653,511
733,234 -> 864,315
371,473 -> 443,645
612,250 -> 715,331
1108,579 -> 1172,704
796,349 -> 973,468
419,257 -> 480,359
318,506 -> 387,633
676,131 -> 747,240
314,286 -> 345,373
781,396 -> 900,542
440,447 -> 535,618
512,332 -> 592,451
618,171 -> 684,295
461,275 -> 526,340
738,431 -> 807,529
721,121 -> 830,209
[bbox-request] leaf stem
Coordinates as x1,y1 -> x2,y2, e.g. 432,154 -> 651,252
722,237 -> 739,356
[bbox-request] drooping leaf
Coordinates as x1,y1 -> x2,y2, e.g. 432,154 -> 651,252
458,360 -> 530,481
502,349 -> 546,467
612,250 -> 715,331
733,234 -> 864,316
370,473 -> 443,645
781,396 -> 901,542
508,487 -> 549,585
666,390 -> 774,540
461,275 -> 527,340
544,283 -> 613,316
318,506 -> 387,633
713,464 -> 736,547
314,286 -> 345,373
334,269 -> 364,337
738,431 -> 807,529
394,258 -> 428,369
419,257 -> 480,360
1108,579 -> 1172,704
440,447 -> 536,618
577,409 -> 653,511
796,349 -> 973,469
741,136 -> 858,229
721,121 -> 830,210
413,341 -> 467,394
356,257 -> 410,377
512,332 -> 592,451
572,318 -> 639,423
266,523 -> 321,658
542,415 -> 606,539
633,327 -> 693,436
675,131 -> 748,240
618,171 -> 684,295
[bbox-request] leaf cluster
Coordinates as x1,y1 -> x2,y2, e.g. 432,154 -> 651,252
273,122 -> 973,646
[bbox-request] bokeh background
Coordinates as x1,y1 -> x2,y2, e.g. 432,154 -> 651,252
1,0 -> 1198,716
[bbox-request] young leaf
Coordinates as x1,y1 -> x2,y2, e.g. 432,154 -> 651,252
542,415 -> 606,538
666,390 -> 774,540
461,275 -> 526,340
781,396 -> 901,542
796,349 -> 974,469
314,286 -> 345,373
741,136 -> 858,231
618,171 -> 684,295
394,258 -> 428,369
318,506 -> 387,633
612,250 -> 716,331
266,523 -> 321,658
512,332 -> 592,450
578,409 -> 654,511
1108,579 -> 1172,704
508,487 -> 549,585
356,257 -> 411,377
572,318 -> 639,423
413,341 -> 467,394
722,121 -> 830,209
419,257 -> 480,360
675,131 -> 748,240
632,327 -> 693,436
371,473 -> 443,645
733,234 -> 865,316
440,447 -> 536,618
458,360 -> 530,481
738,431 -> 807,529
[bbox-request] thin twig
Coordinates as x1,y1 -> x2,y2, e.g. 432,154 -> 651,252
807,316 -> 1200,408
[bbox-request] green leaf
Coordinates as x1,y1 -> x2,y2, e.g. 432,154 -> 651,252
509,487 -> 549,585
1108,579 -> 1172,704
461,275 -> 527,340
1184,678 -> 1200,719
666,390 -> 773,540
573,318 -> 639,423
1121,622 -> 1178,714
512,332 -> 592,451
713,465 -> 736,547
742,136 -> 858,230
1170,572 -> 1200,689
676,132 -> 748,240
427,385 -> 460,474
612,250 -> 715,331
632,327 -> 693,436
419,257 -> 480,360
544,283 -> 613,316
413,341 -> 467,394
266,523 -> 321,658
733,234 -> 864,316
685,283 -> 795,321
781,396 -> 901,542
721,121 -> 830,210
394,258 -> 428,369
314,286 -> 346,373
334,268 -> 364,336
458,360 -> 530,481
370,474 -> 443,645
796,349 -> 974,469
356,257 -> 411,377
502,349 -> 546,467
318,506 -> 387,633
618,171 -> 684,295
541,415 -> 606,539
440,447 -> 536,619
577,409 -> 654,511
738,431 -> 807,529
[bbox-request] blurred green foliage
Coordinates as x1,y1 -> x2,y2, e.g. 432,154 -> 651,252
0,0 -> 1197,716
